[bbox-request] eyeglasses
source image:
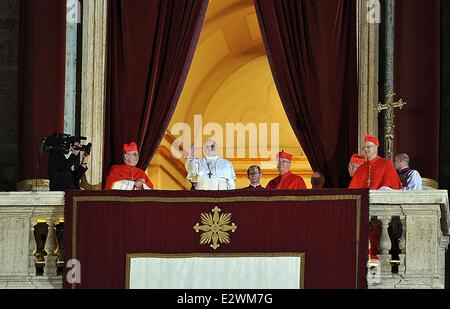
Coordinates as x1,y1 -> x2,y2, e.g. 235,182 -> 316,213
361,145 -> 375,151
277,160 -> 290,165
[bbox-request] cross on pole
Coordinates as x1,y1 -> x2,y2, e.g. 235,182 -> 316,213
375,90 -> 407,161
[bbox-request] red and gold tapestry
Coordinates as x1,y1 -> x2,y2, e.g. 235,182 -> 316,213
64,189 -> 368,289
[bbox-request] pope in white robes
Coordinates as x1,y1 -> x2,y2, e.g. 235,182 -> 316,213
185,139 -> 236,190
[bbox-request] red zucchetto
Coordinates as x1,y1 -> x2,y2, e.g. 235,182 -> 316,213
277,150 -> 293,161
123,142 -> 138,154
364,134 -> 379,146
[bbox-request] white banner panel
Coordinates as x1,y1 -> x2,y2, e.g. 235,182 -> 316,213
127,254 -> 303,289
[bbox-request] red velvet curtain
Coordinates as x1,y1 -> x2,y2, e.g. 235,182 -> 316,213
394,0 -> 440,180
103,0 -> 208,182
18,0 -> 66,181
254,0 -> 358,188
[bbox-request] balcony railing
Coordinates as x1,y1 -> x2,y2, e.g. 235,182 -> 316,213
0,190 -> 448,288
0,192 -> 64,288
368,190 -> 449,289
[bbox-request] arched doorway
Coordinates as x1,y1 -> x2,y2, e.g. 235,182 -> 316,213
148,0 -> 312,189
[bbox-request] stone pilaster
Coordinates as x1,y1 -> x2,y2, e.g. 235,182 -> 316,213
80,0 -> 108,189
357,0 -> 379,144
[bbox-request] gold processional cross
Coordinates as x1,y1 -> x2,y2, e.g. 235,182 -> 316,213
375,90 -> 407,161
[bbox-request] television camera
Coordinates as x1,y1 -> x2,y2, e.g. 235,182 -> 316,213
42,133 -> 92,155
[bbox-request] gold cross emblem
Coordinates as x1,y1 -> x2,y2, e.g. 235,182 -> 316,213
193,206 -> 237,250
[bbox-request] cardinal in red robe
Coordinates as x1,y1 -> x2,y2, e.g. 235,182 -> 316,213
266,151 -> 307,189
105,142 -> 154,190
349,135 -> 402,190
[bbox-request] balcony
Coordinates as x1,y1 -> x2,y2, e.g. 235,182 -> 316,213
0,190 -> 448,288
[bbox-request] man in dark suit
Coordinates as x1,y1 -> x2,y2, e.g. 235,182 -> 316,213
245,165 -> 264,189
48,142 -> 89,191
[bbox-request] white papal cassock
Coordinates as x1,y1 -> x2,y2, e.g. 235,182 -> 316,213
185,156 -> 236,190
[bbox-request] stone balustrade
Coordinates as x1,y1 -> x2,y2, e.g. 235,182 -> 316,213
0,190 -> 449,288
0,192 -> 64,288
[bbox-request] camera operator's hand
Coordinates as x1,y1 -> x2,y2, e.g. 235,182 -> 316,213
71,142 -> 81,156
81,152 -> 90,167
134,179 -> 144,190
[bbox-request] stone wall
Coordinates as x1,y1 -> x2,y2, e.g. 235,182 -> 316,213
0,0 -> 19,191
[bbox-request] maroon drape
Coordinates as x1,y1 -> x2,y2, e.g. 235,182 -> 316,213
254,0 -> 358,188
394,0 -> 440,180
18,0 -> 66,181
65,189 -> 369,289
104,0 -> 207,182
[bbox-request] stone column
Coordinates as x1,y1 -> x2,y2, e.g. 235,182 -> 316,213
44,219 -> 57,277
357,0 -> 379,144
80,0 -> 108,189
377,215 -> 392,277
64,0 -> 80,135
28,217 -> 38,277
379,0 -> 395,98
377,0 -> 395,157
